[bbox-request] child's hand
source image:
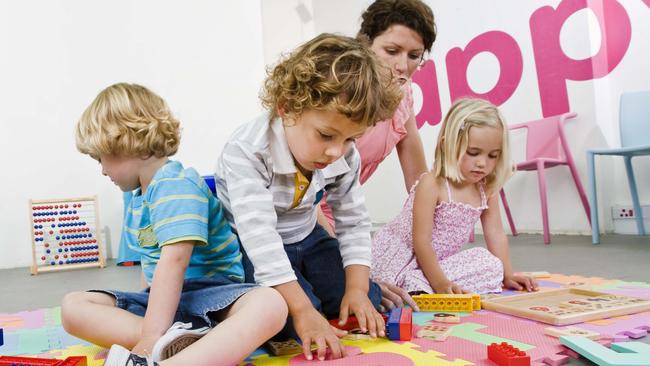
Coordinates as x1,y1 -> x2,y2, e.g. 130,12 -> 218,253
293,307 -> 347,361
503,273 -> 538,292
339,288 -> 386,338
432,279 -> 468,294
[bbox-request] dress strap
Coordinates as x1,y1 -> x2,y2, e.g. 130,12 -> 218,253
445,178 -> 453,202
408,172 -> 431,193
478,180 -> 488,207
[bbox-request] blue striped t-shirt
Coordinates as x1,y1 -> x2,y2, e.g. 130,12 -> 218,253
123,160 -> 243,285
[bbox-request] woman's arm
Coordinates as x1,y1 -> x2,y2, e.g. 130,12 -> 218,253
396,111 -> 428,191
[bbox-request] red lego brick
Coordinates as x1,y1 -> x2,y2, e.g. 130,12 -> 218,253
487,342 -> 531,366
329,315 -> 360,331
398,307 -> 412,341
0,355 -> 87,366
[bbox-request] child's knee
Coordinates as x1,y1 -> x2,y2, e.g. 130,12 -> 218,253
61,291 -> 86,331
252,287 -> 288,327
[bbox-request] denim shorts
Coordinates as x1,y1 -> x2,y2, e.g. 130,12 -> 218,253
90,275 -> 258,328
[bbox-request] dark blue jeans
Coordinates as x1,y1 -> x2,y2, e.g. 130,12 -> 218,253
240,224 -> 382,338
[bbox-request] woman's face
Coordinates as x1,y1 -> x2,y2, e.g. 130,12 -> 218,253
370,24 -> 425,85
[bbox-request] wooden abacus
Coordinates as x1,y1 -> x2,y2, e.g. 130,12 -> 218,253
29,196 -> 106,274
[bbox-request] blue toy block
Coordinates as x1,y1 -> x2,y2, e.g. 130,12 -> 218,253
386,308 -> 401,340
0,327 -> 3,346
560,335 -> 650,366
386,307 -> 412,341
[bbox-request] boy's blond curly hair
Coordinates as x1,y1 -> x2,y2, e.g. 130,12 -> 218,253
261,33 -> 402,126
75,83 -> 180,159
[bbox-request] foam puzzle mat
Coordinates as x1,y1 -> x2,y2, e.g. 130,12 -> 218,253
1,274 -> 649,365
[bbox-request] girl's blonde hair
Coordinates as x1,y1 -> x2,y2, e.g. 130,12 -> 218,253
75,83 -> 180,159
434,98 -> 511,195
261,33 -> 401,126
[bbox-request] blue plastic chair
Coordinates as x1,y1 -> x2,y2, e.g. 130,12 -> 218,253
587,91 -> 650,244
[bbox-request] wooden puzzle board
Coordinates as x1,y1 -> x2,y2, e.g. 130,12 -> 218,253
29,196 -> 105,274
481,288 -> 650,325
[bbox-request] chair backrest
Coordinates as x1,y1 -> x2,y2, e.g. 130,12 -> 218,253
620,91 -> 650,148
516,113 -> 576,162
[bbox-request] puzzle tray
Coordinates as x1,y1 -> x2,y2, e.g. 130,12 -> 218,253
481,288 -> 650,325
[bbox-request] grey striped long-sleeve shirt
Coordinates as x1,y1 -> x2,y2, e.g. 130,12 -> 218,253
215,112 -> 372,287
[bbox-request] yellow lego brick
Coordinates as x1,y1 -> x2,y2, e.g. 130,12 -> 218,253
412,293 -> 481,312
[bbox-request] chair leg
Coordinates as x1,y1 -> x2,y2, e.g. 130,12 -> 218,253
536,161 -> 550,244
567,157 -> 592,226
586,152 -> 600,244
624,156 -> 646,236
499,189 -> 517,236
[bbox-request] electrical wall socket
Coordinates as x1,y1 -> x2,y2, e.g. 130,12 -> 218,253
612,205 -> 650,219
611,204 -> 650,234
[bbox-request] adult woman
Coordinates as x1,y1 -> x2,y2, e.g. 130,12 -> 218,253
319,0 -> 437,310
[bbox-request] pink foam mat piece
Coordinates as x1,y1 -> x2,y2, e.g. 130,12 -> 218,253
577,311 -> 650,340
412,311 -> 568,363
537,353 -> 570,366
619,329 -> 648,339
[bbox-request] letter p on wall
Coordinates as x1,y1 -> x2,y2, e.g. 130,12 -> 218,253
530,0 -> 631,117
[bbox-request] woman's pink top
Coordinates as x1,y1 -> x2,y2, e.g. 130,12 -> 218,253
356,80 -> 414,184
320,81 -> 414,227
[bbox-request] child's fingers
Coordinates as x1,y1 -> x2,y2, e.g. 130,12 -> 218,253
355,311 -> 369,333
374,310 -> 386,337
330,324 -> 348,338
338,304 -> 349,326
326,334 -> 346,359
301,336 -> 314,361
314,336 -> 328,361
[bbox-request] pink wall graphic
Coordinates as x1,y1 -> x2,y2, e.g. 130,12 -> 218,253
413,0 -> 632,128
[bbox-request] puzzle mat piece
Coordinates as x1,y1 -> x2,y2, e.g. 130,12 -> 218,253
560,335 -> 650,365
413,312 -> 469,326
541,274 -> 619,287
578,311 -> 650,341
0,307 -> 60,330
243,340 -> 472,366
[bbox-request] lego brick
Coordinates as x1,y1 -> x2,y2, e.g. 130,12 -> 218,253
399,307 -> 412,341
487,342 -> 531,366
329,315 -> 360,331
386,308 -> 402,341
412,294 -> 480,312
386,307 -> 412,341
0,356 -> 86,366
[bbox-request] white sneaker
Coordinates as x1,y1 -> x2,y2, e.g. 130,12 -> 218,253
151,322 -> 210,362
103,344 -> 158,366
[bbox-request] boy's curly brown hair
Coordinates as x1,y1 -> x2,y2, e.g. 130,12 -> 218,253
261,33 -> 402,126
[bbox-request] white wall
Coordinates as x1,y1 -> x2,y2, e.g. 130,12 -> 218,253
300,0 -> 650,235
2,0 -> 648,270
0,1 -> 267,269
